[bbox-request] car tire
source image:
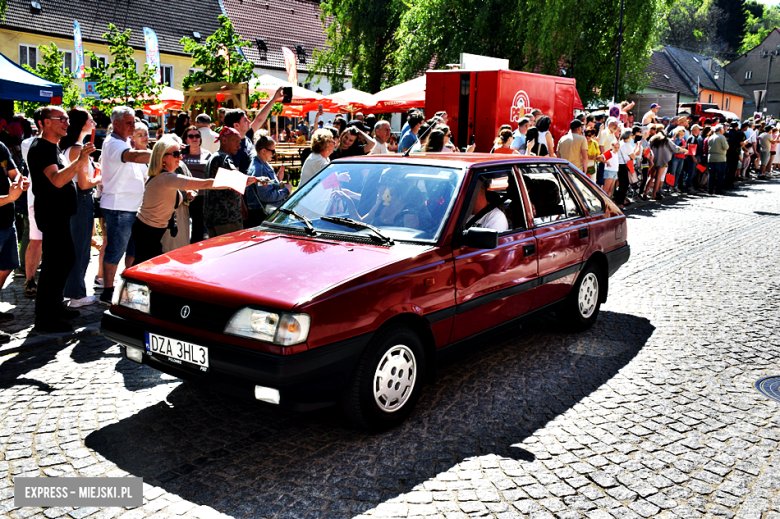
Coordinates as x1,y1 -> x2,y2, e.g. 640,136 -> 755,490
341,324 -> 426,431
557,262 -> 602,331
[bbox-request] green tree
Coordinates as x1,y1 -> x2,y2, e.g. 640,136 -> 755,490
740,3 -> 780,54
312,0 -> 405,93
180,15 -> 255,89
393,0 -> 661,105
84,24 -> 162,111
660,0 -> 731,59
16,42 -> 82,117
712,0 -> 748,59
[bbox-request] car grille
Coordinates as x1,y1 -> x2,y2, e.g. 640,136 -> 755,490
150,292 -> 236,334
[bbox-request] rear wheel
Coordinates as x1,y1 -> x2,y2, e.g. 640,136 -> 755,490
341,324 -> 425,430
557,263 -> 603,331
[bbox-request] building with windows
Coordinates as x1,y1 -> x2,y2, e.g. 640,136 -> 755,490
0,0 -> 224,94
0,0 -> 345,109
631,47 -> 748,119
725,28 -> 780,119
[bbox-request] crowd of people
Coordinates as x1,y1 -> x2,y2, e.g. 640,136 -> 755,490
0,91 -> 775,342
550,103 -> 778,209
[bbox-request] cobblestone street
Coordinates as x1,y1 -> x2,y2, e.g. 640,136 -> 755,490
1,180 -> 780,519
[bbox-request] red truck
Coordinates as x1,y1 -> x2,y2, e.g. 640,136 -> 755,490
425,69 -> 584,153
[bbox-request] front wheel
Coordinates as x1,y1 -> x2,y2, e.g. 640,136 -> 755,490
557,263 -> 603,331
341,324 -> 426,430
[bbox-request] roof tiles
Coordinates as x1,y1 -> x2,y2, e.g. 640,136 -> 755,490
221,0 -> 331,73
1,0 -> 224,56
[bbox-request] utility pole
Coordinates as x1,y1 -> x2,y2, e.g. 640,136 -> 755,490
765,53 -> 774,113
612,0 -> 625,102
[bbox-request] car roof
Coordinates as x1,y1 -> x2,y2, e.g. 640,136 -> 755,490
333,153 -> 571,169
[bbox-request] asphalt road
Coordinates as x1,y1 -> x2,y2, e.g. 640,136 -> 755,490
2,179 -> 780,519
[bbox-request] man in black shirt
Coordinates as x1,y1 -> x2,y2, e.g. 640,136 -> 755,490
0,140 -> 29,343
27,106 -> 95,333
726,122 -> 746,188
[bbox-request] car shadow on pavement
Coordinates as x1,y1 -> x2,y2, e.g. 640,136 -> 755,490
84,310 -> 654,519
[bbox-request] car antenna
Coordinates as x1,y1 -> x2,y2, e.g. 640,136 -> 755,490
402,115 -> 443,157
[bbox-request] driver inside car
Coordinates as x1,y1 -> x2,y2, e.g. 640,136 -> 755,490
469,178 -> 509,232
334,171 -> 431,230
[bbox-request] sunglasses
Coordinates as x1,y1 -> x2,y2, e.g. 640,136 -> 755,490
164,150 -> 182,158
264,148 -> 276,156
186,134 -> 201,139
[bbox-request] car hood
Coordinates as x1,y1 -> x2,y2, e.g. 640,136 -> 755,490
125,229 -> 430,311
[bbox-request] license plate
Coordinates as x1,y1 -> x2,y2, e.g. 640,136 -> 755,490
145,332 -> 209,372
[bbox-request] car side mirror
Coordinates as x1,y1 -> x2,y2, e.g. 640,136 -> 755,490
461,227 -> 498,249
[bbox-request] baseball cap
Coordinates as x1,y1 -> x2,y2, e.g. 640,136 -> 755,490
348,120 -> 369,132
661,116 -> 670,122
650,103 -> 660,109
570,119 -> 584,130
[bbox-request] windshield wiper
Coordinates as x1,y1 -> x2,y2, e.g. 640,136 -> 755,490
278,208 -> 316,235
320,216 -> 394,245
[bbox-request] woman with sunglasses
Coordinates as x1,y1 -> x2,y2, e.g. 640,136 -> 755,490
245,135 -> 293,227
180,125 -> 211,243
131,135 -> 257,264
61,108 -> 101,308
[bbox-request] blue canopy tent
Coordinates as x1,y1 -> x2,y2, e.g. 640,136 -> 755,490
0,52 -> 63,103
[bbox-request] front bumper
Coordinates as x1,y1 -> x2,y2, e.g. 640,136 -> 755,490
102,310 -> 371,411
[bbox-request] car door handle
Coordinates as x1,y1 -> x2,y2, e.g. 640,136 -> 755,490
523,244 -> 535,257
578,227 -> 589,239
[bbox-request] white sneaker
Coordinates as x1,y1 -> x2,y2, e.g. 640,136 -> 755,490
68,296 -> 97,308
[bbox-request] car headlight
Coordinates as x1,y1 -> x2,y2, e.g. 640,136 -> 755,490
224,308 -> 311,345
117,280 -> 151,314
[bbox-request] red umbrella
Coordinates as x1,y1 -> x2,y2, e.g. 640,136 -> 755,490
370,76 -> 425,113
250,74 -> 324,107
304,88 -> 376,115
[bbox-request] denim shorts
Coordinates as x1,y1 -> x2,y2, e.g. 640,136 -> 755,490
0,224 -> 20,272
604,169 -> 618,180
102,208 -> 136,265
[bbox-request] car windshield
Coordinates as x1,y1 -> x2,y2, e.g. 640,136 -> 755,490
264,162 -> 465,243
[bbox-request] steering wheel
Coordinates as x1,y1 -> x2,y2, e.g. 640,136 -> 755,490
390,208 -> 417,228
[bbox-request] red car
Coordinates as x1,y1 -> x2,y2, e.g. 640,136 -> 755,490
102,154 -> 629,429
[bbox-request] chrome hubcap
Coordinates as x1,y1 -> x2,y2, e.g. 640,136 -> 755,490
373,345 -> 416,413
578,273 -> 599,319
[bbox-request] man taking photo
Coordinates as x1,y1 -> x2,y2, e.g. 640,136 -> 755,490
27,106 -> 94,332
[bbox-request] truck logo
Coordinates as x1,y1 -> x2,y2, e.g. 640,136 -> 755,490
180,305 -> 191,319
510,91 -> 532,123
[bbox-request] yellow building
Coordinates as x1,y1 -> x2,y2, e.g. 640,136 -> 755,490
0,0 -> 226,95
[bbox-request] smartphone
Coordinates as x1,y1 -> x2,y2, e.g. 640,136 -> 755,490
181,145 -> 191,155
469,134 -> 475,146
90,129 -> 96,144
282,87 -> 293,104
318,103 -> 323,113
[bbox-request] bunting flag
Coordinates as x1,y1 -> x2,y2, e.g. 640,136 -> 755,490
73,20 -> 85,78
143,27 -> 161,83
281,46 -> 298,86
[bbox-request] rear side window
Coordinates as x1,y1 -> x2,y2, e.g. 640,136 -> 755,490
562,167 -> 605,214
520,165 -> 583,226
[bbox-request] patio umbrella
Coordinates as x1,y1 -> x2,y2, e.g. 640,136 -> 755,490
371,76 -> 425,113
142,86 -> 184,115
311,88 -> 376,115
250,74 -> 324,107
